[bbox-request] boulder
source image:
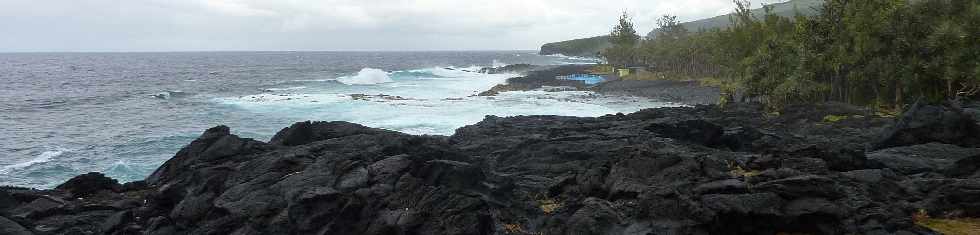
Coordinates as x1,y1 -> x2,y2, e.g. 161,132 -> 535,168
719,126 -> 764,151
9,197 -> 65,220
754,175 -> 841,199
926,179 -> 980,217
783,197 -> 842,217
55,172 -> 121,198
0,190 -> 19,211
946,154 -> 980,178
842,169 -> 888,184
270,121 -> 392,146
145,125 -> 270,185
702,192 -> 784,216
868,143 -> 980,175
780,157 -> 829,175
694,179 -> 749,195
565,198 -> 625,235
0,216 -> 31,235
647,119 -> 724,147
874,101 -> 980,149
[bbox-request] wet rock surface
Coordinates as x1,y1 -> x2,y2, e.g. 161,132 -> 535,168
479,65 -> 595,96
478,65 -> 720,105
3,102 -> 979,234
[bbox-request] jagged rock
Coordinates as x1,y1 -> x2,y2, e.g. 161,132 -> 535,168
780,157 -> 829,175
100,210 -> 132,233
0,216 -> 32,235
719,126 -> 765,151
925,179 -> 980,217
874,101 -> 980,149
10,197 -> 65,219
564,197 -> 625,234
271,121 -> 394,146
868,143 -> 980,175
647,119 -> 724,147
702,192 -> 784,216
55,172 -> 121,198
4,103 -> 965,235
783,197 -> 843,217
754,175 -> 841,199
145,125 -> 271,185
479,64 -> 536,74
0,190 -> 18,211
694,179 -> 748,194
946,154 -> 980,178
842,169 -> 889,184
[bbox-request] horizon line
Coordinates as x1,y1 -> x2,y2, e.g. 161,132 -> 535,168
0,49 -> 541,54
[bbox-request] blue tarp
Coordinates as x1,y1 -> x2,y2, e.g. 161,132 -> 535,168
560,74 -> 605,85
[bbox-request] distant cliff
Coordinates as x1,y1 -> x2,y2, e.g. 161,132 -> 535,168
539,0 -> 823,56
538,36 -> 611,57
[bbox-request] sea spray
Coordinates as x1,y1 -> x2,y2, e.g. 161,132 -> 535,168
338,68 -> 393,85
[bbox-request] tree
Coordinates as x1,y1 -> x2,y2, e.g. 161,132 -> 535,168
604,11 -> 641,67
610,11 -> 640,47
618,0 -> 978,109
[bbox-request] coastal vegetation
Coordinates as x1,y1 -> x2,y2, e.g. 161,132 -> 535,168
538,0 -> 823,57
602,0 -> 979,110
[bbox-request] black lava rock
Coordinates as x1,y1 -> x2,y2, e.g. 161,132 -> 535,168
55,172 -> 121,198
3,103 -> 972,235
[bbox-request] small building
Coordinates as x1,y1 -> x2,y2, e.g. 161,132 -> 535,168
615,66 -> 648,78
617,68 -> 631,77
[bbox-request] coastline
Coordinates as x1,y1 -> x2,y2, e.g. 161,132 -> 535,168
3,96 -> 979,234
480,64 -> 721,105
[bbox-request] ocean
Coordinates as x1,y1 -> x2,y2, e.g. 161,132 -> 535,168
0,51 -> 674,188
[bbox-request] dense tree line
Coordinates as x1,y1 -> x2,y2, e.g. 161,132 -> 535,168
604,0 -> 979,109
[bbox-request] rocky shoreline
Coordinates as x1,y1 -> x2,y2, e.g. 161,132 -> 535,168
478,65 -> 720,105
2,99 -> 980,234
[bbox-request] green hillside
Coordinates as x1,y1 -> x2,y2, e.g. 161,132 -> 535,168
538,36 -> 612,57
648,0 -> 823,38
538,0 -> 824,56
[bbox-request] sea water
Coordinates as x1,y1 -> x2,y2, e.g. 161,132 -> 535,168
0,51 -> 675,188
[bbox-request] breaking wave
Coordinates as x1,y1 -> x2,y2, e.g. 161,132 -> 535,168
337,68 -> 394,85
1,148 -> 66,174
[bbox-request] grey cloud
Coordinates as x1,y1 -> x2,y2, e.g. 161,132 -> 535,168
0,0 -> 789,52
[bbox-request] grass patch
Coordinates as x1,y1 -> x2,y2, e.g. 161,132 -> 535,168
622,70 -> 666,81
503,224 -> 523,234
538,199 -> 561,214
728,161 -> 761,178
588,65 -> 615,75
917,218 -> 980,235
914,209 -> 980,235
503,223 -> 540,235
822,115 -> 865,123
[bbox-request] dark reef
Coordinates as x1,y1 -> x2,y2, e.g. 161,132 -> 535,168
3,101 -> 980,235
478,65 -> 720,105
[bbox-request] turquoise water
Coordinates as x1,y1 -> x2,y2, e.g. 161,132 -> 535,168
561,74 -> 606,85
0,51 -> 671,188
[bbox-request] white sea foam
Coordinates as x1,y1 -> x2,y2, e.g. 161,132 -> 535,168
219,93 -> 349,105
218,65 -> 675,136
416,66 -> 485,78
337,68 -> 393,85
293,79 -> 337,82
545,54 -> 603,64
151,90 -> 190,100
263,86 -> 307,92
492,60 -> 508,68
1,148 -> 65,174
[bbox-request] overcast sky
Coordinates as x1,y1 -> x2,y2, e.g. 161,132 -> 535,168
0,0 -> 788,52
